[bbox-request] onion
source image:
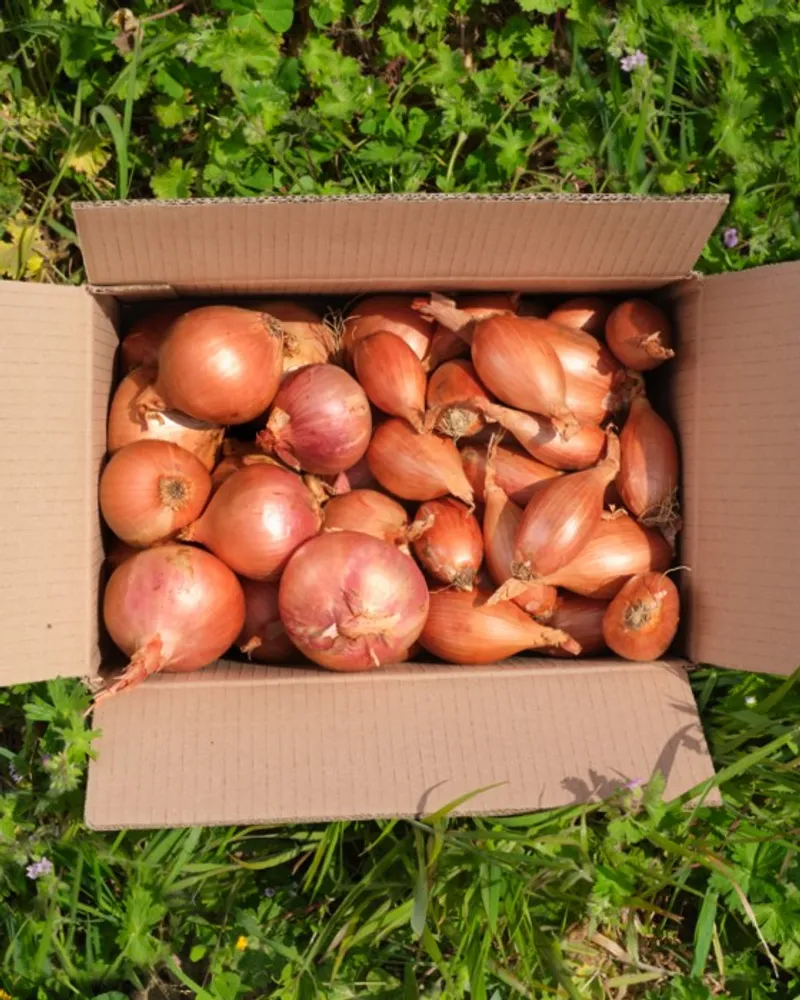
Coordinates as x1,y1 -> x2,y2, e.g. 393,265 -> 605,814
99,544 -> 245,704
410,498 -> 483,591
324,489 -> 409,546
544,594 -> 609,657
257,364 -> 371,475
237,579 -> 297,662
343,296 -> 434,365
419,589 -> 578,664
353,332 -> 426,430
514,432 -> 620,580
243,299 -> 336,374
618,393 -> 680,542
100,440 -> 211,547
548,297 -> 612,338
461,441 -> 561,506
605,299 -> 674,371
108,367 -> 224,471
544,321 -> 626,425
544,514 -> 672,599
136,306 -> 283,424
367,418 -> 474,505
279,531 -> 429,671
180,464 -> 321,580
428,293 -> 518,368
426,360 -> 492,440
121,302 -> 188,371
603,572 -> 680,661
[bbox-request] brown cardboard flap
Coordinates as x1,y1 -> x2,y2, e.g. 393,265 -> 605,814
85,658 -> 715,829
74,195 -> 727,295
0,283 -> 111,685
673,262 -> 800,675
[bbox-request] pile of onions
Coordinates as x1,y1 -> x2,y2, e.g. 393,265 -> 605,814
121,302 -> 188,371
410,499 -> 483,590
135,305 -> 284,424
258,364 -> 372,475
353,332 -> 426,430
618,392 -> 680,540
545,594 -> 608,657
279,531 -> 430,670
420,589 -> 578,664
603,572 -> 680,660
99,544 -> 245,704
606,299 -> 674,370
108,367 -> 224,471
343,296 -> 434,365
180,464 -> 321,580
238,579 -> 297,662
426,360 -> 492,439
368,419 -> 474,505
461,441 -> 561,505
548,297 -> 612,338
323,489 -> 409,547
100,440 -> 212,547
243,299 -> 335,374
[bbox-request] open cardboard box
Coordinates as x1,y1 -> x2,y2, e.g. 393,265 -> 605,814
1,195 -> 798,830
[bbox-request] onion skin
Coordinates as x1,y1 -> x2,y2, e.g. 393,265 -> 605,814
323,489 -> 409,546
514,433 -> 621,580
354,332 -> 427,430
544,322 -> 625,425
411,498 -> 483,591
426,360 -> 492,439
100,440 -> 212,547
367,418 -> 474,505
343,296 -> 434,365
99,544 -> 245,704
544,594 -> 609,657
461,441 -> 561,505
606,299 -> 674,371
242,299 -> 335,374
108,367 -> 224,471
603,572 -> 680,661
258,364 -> 372,476
121,302 -> 188,371
544,514 -> 672,599
618,394 -> 680,530
137,306 -> 283,425
548,297 -> 612,338
420,589 -> 578,664
181,464 -> 321,580
237,579 -> 297,662
279,531 -> 430,671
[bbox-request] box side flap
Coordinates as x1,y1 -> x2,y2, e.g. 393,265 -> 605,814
74,195 -> 727,294
85,659 -> 715,829
0,282 -> 97,685
672,262 -> 800,675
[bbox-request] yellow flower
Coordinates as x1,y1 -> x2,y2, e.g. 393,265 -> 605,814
0,988 -> 13,1000
235,936 -> 248,951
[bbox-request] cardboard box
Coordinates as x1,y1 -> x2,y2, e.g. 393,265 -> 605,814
2,195 -> 797,830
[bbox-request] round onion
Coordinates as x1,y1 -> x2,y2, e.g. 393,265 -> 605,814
243,299 -> 336,374
100,440 -> 211,547
324,489 -> 409,546
548,297 -> 612,338
368,418 -> 474,505
410,498 -> 483,591
603,572 -> 680,661
279,531 -> 429,671
258,364 -> 371,475
237,579 -> 297,662
108,367 -> 224,471
136,305 -> 283,424
181,464 -> 321,580
618,394 -> 680,540
121,302 -> 188,371
544,321 -> 625,425
99,544 -> 245,703
354,332 -> 426,430
428,293 -> 518,368
343,296 -> 434,365
419,589 -> 578,664
544,593 -> 609,657
426,360 -> 492,440
606,299 -> 674,371
461,441 -> 561,506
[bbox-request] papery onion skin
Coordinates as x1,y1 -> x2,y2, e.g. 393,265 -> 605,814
181,464 -> 321,580
544,322 -> 625,425
279,531 -> 430,671
100,440 -> 212,547
461,441 -> 561,505
606,299 -> 674,371
343,296 -> 434,364
544,593 -> 609,657
258,364 -> 372,475
367,418 -> 474,505
243,299 -> 336,374
618,394 -> 680,527
324,489 -> 409,546
548,297 -> 612,338
108,367 -> 224,471
419,589 -> 577,664
411,498 -> 483,591
237,579 -> 297,662
354,332 -> 427,430
603,572 -> 680,661
99,544 -> 245,703
121,302 -> 188,371
426,360 -> 492,439
138,306 -> 284,425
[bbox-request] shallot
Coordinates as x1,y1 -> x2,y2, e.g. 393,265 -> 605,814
428,293 -> 518,368
544,594 -> 609,657
243,299 -> 335,373
343,296 -> 434,364
426,360 -> 492,439
548,297 -> 612,338
367,419 -> 474,505
411,498 -> 483,590
606,299 -> 674,371
603,572 -> 680,660
354,332 -> 427,430
461,440 -> 561,505
323,489 -> 410,546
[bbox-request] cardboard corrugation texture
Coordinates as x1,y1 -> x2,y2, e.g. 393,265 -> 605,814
672,262 -> 800,675
85,659 -> 715,829
73,195 -> 727,295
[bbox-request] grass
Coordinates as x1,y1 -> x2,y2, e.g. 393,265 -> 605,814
1,1 -> 799,998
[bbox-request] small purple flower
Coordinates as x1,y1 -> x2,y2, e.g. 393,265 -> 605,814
723,227 -> 739,249
26,857 -> 54,880
623,778 -> 644,791
8,762 -> 22,784
264,887 -> 276,898
620,50 -> 648,72
41,755 -> 51,766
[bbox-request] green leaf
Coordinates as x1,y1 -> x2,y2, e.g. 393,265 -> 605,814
151,158 -> 197,199
257,0 -> 295,33
691,889 -> 718,977
190,943 -> 208,962
517,0 -> 562,12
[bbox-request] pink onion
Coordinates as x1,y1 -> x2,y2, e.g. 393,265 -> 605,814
323,489 -> 409,546
237,579 -> 297,662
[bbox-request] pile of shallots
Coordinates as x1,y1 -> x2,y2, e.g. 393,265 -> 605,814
98,292 -> 681,702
